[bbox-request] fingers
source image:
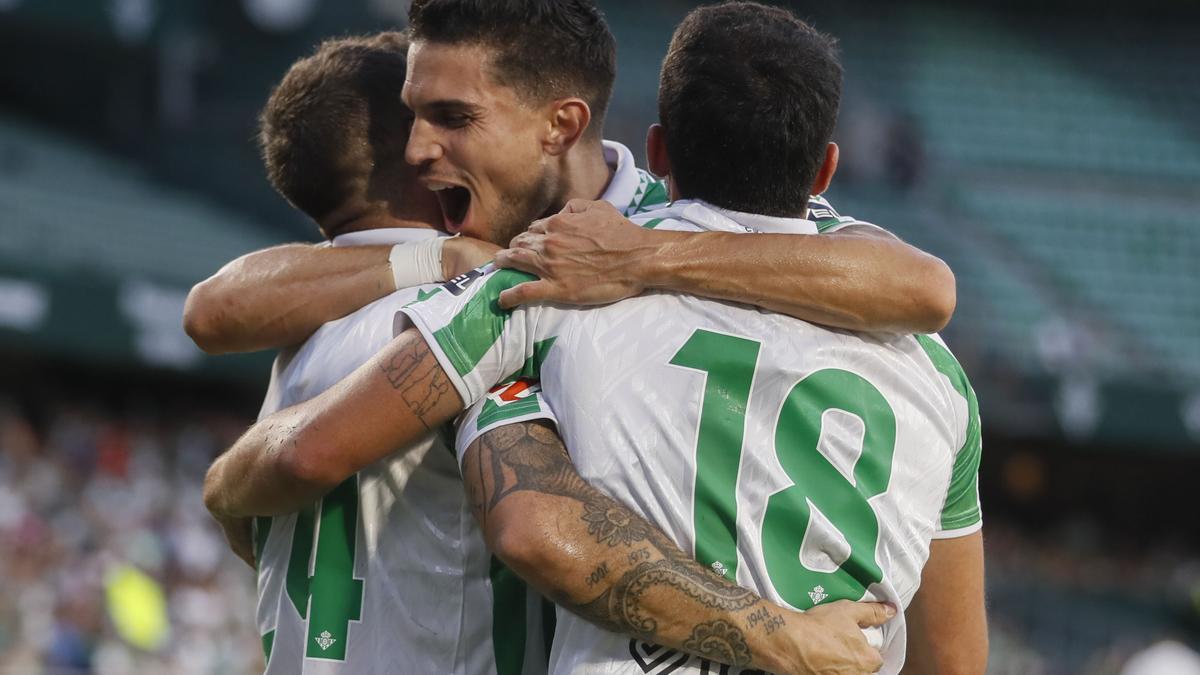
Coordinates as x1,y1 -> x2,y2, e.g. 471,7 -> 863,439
846,601 -> 897,628
498,281 -> 554,310
508,231 -> 546,253
495,247 -> 547,277
563,198 -> 616,214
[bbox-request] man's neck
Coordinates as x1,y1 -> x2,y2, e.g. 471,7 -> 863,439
557,138 -> 616,207
323,212 -> 439,240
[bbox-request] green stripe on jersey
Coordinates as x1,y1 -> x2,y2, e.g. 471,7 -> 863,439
915,334 -> 983,530
432,269 -> 536,377
262,630 -> 275,665
490,557 -> 528,675
641,218 -> 666,230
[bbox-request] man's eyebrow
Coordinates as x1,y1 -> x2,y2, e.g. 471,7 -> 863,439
423,99 -> 483,115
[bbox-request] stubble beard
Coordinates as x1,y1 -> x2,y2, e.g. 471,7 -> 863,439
490,164 -> 561,247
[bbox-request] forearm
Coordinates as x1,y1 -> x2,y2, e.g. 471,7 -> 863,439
203,409 -> 333,518
466,424 -> 802,673
204,329 -> 463,518
184,243 -> 394,354
643,229 -> 955,334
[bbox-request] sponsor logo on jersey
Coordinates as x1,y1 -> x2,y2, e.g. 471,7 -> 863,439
486,378 -> 539,405
807,196 -> 841,223
443,265 -> 490,296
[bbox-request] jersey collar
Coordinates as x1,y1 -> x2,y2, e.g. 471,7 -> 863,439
599,140 -> 642,210
331,228 -> 446,248
662,199 -> 819,235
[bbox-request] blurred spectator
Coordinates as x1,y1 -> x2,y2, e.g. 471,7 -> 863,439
0,395 -> 261,674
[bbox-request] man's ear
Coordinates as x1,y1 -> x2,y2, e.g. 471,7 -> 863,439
544,98 -> 592,156
647,123 -> 671,179
810,142 -> 840,196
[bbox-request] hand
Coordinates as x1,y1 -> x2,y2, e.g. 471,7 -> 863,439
215,515 -> 256,569
776,601 -> 893,675
495,199 -> 662,309
442,236 -> 501,280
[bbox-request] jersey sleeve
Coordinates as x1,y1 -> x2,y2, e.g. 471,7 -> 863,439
396,264 -> 548,408
808,195 -> 887,235
934,404 -> 983,538
454,381 -> 559,468
914,334 -> 983,538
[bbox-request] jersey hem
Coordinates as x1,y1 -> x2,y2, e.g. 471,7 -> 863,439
932,520 -> 983,539
455,409 -> 561,468
398,307 -> 478,406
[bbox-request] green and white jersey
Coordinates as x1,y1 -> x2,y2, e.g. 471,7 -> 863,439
254,139 -> 668,675
401,201 -> 982,675
253,228 -> 559,675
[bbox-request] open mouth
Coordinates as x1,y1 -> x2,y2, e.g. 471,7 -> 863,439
434,186 -> 472,233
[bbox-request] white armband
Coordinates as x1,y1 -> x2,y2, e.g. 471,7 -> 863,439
389,237 -> 446,290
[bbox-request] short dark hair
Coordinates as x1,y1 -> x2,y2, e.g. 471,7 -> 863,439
658,2 -> 843,216
408,0 -> 616,137
258,32 -> 411,225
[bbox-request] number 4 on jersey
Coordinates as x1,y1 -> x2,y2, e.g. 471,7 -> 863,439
285,476 -> 365,660
671,329 -> 896,610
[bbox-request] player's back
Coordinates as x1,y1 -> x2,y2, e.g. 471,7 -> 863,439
256,285 -> 491,674
532,203 -> 981,674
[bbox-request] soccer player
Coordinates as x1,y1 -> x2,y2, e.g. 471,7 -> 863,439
203,26 -> 887,675
205,3 -> 987,674
185,5 -> 955,356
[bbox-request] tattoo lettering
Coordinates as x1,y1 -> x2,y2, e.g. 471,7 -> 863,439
586,562 -> 609,587
684,620 -> 752,667
378,338 -> 451,430
746,606 -> 786,635
628,547 -> 651,565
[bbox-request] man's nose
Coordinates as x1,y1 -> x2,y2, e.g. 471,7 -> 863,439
406,117 -> 444,167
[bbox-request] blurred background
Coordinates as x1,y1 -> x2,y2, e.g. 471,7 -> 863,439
0,0 -> 1198,673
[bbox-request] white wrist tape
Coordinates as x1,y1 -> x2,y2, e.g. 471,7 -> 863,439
389,237 -> 446,290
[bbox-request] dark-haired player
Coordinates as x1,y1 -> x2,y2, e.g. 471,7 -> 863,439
205,2 -> 986,674
186,0 -> 954,355
204,28 -> 888,675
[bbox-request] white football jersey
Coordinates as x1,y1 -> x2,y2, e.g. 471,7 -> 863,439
254,229 -> 556,675
402,200 -> 982,675
254,139 -> 670,675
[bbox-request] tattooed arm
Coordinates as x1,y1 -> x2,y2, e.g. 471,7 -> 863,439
464,421 -> 892,675
204,328 -> 464,518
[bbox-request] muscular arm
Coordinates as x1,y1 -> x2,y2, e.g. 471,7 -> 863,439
496,200 -> 955,334
203,328 -> 464,518
901,532 -> 988,675
184,243 -> 395,354
464,421 -> 892,675
643,224 -> 955,333
184,238 -> 499,354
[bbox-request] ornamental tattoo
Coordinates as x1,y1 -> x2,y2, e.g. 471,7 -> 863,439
466,420 -> 783,669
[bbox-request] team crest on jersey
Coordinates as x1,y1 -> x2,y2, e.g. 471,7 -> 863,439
314,630 -> 337,651
443,264 -> 490,295
808,585 -> 829,605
